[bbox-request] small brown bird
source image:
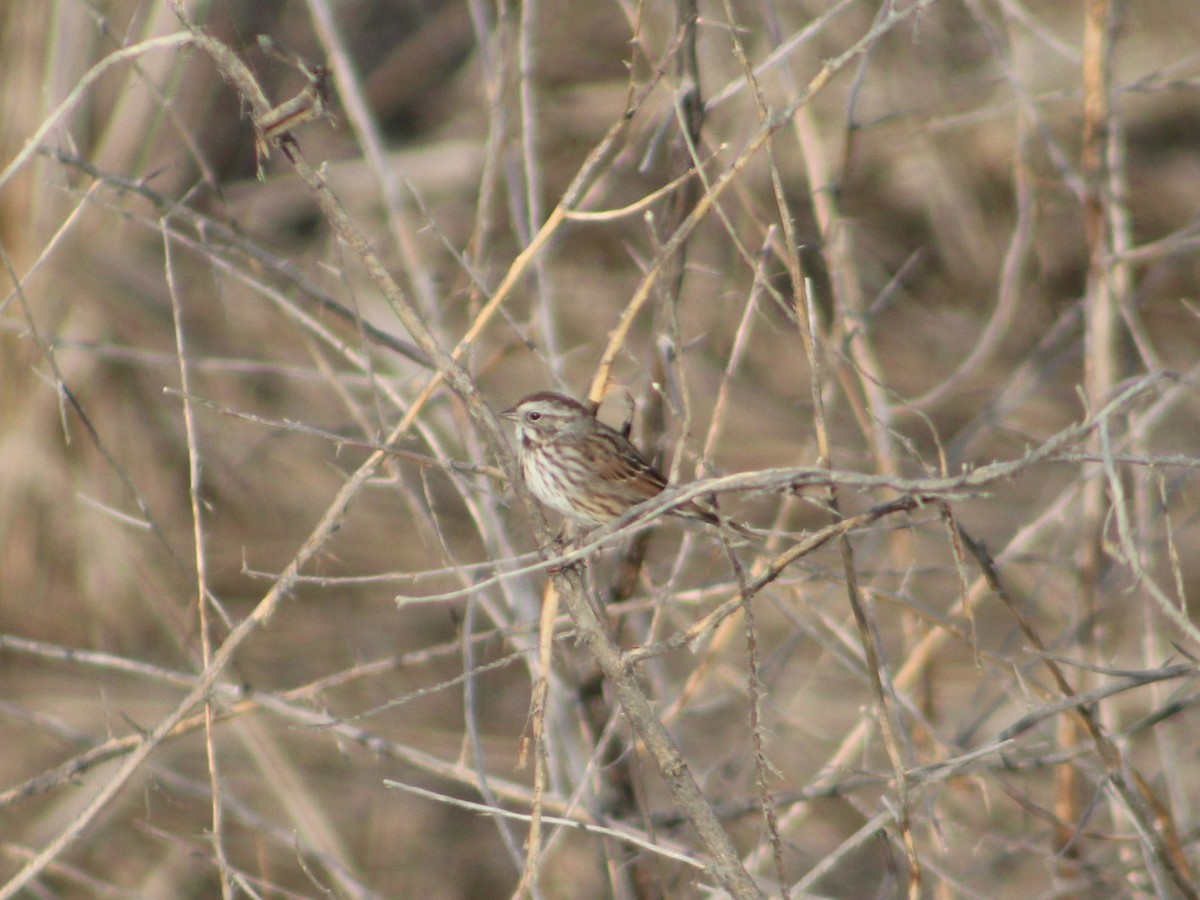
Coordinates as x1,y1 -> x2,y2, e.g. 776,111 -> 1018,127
500,391 -> 752,537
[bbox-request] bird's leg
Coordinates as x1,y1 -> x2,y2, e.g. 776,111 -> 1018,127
545,522 -> 587,575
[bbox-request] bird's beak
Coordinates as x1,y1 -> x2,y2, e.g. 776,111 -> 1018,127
499,406 -> 517,420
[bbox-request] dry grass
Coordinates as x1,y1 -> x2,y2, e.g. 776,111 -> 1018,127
3,1 -> 1200,897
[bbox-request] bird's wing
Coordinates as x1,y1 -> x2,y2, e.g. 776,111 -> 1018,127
590,427 -> 667,501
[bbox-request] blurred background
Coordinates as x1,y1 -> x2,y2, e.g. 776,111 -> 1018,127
2,1 -> 1200,897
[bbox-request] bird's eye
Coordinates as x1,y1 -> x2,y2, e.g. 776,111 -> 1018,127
528,412 -> 541,421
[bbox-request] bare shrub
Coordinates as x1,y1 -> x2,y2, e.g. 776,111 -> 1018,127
2,1 -> 1199,897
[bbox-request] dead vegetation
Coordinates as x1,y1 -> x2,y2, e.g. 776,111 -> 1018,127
2,1 -> 1200,897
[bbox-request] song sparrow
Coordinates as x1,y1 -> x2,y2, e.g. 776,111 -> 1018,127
500,391 -> 752,536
